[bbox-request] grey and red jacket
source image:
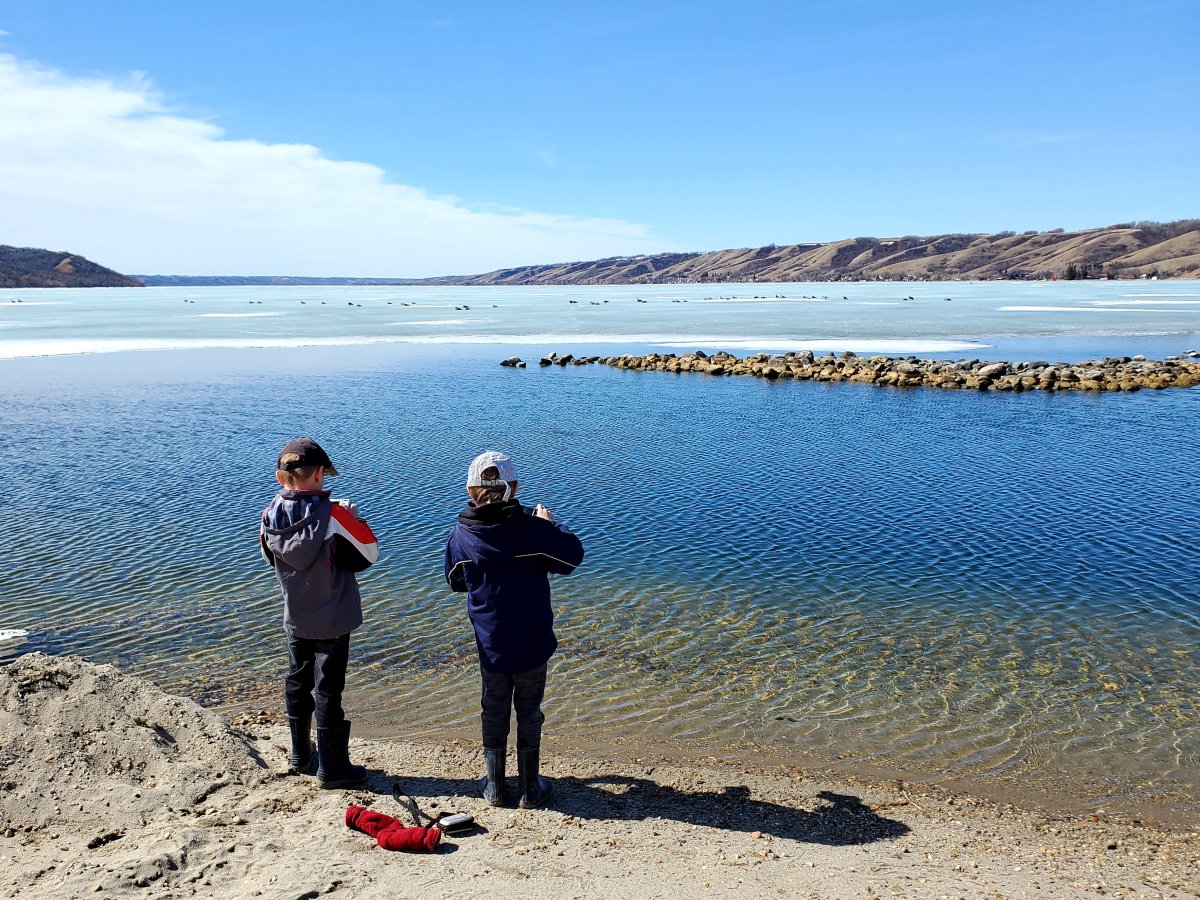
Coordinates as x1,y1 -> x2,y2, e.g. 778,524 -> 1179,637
260,490 -> 379,639
444,500 -> 584,673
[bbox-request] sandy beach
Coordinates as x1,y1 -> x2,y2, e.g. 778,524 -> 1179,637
1,653 -> 1195,899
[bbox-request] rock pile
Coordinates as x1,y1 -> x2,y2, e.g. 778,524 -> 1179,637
524,350 -> 1200,393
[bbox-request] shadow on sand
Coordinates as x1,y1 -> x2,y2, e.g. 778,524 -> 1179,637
364,770 -> 909,848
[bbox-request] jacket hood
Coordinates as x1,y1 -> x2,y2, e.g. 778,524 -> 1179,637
455,500 -> 526,565
262,490 -> 332,572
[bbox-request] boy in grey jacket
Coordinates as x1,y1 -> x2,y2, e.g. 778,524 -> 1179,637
260,437 -> 379,788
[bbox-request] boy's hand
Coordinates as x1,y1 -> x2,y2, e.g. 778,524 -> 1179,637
333,499 -> 360,517
535,504 -> 555,522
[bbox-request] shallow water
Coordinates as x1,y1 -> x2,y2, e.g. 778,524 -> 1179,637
2,304 -> 1198,825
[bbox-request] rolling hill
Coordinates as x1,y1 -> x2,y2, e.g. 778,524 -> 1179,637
15,220 -> 1199,288
433,221 -> 1200,285
0,246 -> 142,288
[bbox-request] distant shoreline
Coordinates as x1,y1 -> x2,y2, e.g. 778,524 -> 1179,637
132,221 -> 1200,286
8,221 -> 1199,288
131,273 -> 1195,287
131,222 -> 1200,285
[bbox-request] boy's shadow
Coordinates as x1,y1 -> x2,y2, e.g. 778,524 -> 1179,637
365,771 -> 908,847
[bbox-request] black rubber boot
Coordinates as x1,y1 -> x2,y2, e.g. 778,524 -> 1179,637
287,715 -> 315,774
479,746 -> 507,807
517,747 -> 552,809
316,720 -> 367,789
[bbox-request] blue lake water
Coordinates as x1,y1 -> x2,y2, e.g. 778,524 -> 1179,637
0,282 -> 1197,825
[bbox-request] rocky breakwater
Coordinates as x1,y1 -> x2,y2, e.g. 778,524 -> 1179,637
506,350 -> 1200,393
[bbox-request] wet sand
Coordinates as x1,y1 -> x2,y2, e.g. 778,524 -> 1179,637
2,654 -> 1197,899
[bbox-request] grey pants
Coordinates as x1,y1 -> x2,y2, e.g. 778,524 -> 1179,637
480,661 -> 547,750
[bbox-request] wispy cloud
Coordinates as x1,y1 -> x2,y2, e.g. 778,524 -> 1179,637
986,131 -> 1088,147
0,53 -> 673,276
537,150 -> 557,168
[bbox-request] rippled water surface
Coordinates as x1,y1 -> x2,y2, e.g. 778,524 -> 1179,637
1,284 -> 1198,825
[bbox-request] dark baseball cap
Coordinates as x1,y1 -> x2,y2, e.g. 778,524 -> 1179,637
276,437 -> 339,476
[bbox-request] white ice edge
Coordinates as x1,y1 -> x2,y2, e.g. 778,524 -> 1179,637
197,312 -> 283,318
0,334 -> 994,359
999,306 -> 1178,313
1121,293 -> 1200,298
1093,299 -> 1200,306
0,629 -> 29,642
653,338 -> 992,353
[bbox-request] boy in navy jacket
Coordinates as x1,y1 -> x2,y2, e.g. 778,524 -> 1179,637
444,451 -> 584,808
260,437 -> 379,788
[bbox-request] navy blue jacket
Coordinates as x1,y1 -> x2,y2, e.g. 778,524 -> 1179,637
444,500 -> 584,673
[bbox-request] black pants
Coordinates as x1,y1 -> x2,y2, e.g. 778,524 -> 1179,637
285,632 -> 351,729
480,661 -> 547,750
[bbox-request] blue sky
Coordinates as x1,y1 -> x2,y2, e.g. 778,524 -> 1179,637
1,1 -> 1197,276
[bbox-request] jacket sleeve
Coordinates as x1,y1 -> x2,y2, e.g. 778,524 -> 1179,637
328,503 -> 380,572
259,511 -> 276,566
528,520 -> 584,576
444,531 -> 469,592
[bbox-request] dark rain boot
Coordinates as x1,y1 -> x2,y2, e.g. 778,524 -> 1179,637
316,720 -> 367,789
517,746 -> 553,809
287,715 -> 315,774
479,746 -> 507,807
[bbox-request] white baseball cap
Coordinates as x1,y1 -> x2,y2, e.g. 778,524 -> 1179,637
466,450 -> 517,487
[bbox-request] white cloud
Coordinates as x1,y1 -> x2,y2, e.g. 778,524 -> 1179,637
0,53 -> 674,276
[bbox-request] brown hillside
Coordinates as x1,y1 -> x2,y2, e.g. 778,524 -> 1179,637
433,221 -> 1200,285
0,245 -> 142,288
